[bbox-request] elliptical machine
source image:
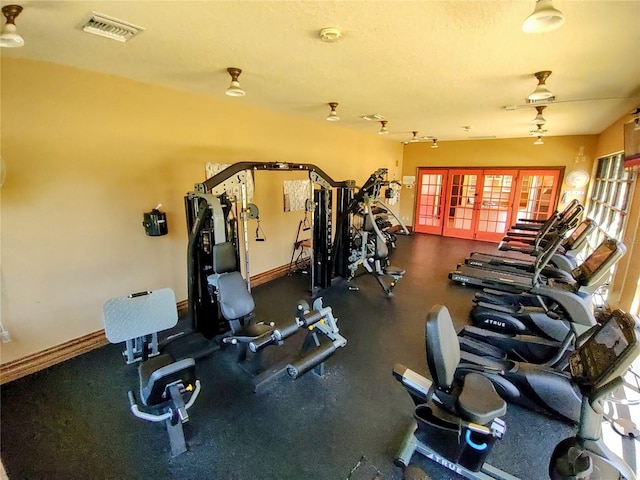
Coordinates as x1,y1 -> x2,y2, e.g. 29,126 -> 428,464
549,309 -> 639,480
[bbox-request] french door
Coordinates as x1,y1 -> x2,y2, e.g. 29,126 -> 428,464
441,170 -> 517,241
414,169 -> 448,235
414,168 -> 559,242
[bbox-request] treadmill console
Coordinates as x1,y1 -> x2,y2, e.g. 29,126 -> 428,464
569,310 -> 638,391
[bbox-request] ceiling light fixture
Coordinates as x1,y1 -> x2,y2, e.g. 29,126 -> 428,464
326,102 -> 340,121
522,0 -> 565,34
1,5 -> 24,48
534,136 -> 544,145
409,131 -> 419,143
531,105 -> 548,125
528,71 -> 554,101
225,67 -> 246,97
378,120 -> 388,135
431,139 -> 439,149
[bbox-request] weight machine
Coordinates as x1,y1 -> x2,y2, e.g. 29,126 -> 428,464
333,168 -> 410,297
185,161 -> 357,338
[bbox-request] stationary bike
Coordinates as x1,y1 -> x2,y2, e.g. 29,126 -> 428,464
393,305 -> 640,479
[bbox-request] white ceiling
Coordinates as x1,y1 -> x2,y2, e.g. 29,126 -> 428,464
2,1 -> 639,143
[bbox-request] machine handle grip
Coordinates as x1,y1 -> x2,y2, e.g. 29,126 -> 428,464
249,332 -> 276,352
129,291 -> 151,298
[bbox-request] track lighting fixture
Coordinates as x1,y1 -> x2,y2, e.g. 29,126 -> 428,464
409,131 -> 419,143
531,106 -> 548,125
225,67 -> 245,97
522,0 -> 565,34
528,71 -> 554,101
1,5 -> 24,48
378,121 -> 388,135
326,102 -> 340,121
533,136 -> 544,145
430,139 -> 439,149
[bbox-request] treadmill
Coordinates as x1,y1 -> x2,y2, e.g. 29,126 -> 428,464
448,217 -> 572,293
449,236 -> 626,295
497,200 -> 583,254
464,218 -> 597,275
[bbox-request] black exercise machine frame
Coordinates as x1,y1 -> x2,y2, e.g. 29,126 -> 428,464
186,161 -> 357,338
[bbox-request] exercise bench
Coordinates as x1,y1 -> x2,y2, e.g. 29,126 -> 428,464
102,288 -> 201,456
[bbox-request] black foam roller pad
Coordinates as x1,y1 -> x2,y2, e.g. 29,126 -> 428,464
302,309 -> 325,327
286,342 -> 337,379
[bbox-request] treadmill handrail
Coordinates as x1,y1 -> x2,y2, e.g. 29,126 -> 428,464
531,210 -> 582,284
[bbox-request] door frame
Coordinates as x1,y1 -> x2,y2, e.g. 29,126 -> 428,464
413,168 -> 449,235
412,166 -> 563,242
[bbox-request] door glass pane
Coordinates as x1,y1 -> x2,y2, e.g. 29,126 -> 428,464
417,173 -> 444,227
477,174 -> 513,234
517,174 -> 555,220
447,174 -> 476,231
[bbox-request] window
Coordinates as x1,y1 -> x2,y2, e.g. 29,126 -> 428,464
583,153 -> 636,306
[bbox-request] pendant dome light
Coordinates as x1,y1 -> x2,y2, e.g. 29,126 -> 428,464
531,106 -> 548,125
430,139 -> 439,149
225,67 -> 245,97
378,120 -> 388,135
1,5 -> 24,48
533,136 -> 544,145
326,102 -> 340,121
409,131 -> 419,143
528,71 -> 554,101
522,0 -> 565,34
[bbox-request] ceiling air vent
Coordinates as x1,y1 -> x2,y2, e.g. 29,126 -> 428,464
360,114 -> 386,121
81,12 -> 144,43
526,96 -> 556,105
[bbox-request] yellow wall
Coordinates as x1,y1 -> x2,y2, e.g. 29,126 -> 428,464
399,136 -> 599,226
595,115 -> 625,158
597,115 -> 640,313
0,58 -> 402,364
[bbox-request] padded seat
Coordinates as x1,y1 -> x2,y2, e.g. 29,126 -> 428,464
457,373 -> 507,424
217,271 -> 255,320
426,304 -> 506,426
207,242 -> 276,346
229,322 -> 275,343
139,355 -> 196,407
